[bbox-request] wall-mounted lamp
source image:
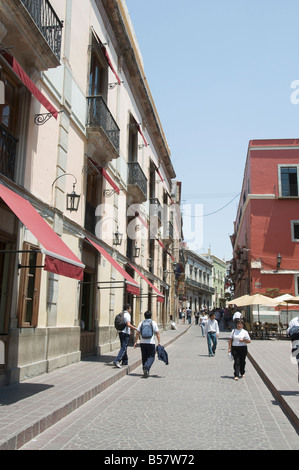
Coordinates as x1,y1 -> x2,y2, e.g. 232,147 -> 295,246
276,253 -> 282,270
66,183 -> 81,212
113,227 -> 123,246
52,173 -> 80,212
133,244 -> 140,258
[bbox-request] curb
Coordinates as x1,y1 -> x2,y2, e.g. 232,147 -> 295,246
247,351 -> 299,432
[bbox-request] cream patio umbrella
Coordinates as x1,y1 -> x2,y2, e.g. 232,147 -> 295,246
273,294 -> 299,324
231,293 -> 278,322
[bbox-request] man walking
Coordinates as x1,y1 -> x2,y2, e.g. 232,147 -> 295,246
113,304 -> 137,368
204,311 -> 219,357
134,311 -> 161,377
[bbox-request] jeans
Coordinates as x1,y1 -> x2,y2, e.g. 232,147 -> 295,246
140,343 -> 156,372
207,331 -> 217,356
115,332 -> 130,365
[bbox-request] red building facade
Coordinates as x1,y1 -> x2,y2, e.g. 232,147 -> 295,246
231,139 -> 299,300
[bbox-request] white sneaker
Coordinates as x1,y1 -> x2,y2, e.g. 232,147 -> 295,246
113,361 -> 122,368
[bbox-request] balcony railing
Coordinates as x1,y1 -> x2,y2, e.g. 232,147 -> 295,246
185,276 -> 215,294
0,125 -> 17,181
86,96 -> 120,153
127,161 -> 147,201
21,0 -> 63,60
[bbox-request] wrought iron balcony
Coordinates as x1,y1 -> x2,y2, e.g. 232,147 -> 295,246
21,0 -> 63,61
0,125 -> 17,181
185,276 -> 215,294
0,0 -> 63,70
127,161 -> 147,203
86,96 -> 120,165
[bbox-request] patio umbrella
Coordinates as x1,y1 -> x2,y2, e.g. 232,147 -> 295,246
231,294 -> 278,322
273,295 -> 299,324
232,293 -> 278,307
284,296 -> 299,304
272,294 -> 295,302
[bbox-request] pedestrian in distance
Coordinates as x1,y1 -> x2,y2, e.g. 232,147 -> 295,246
134,311 -> 161,377
204,311 -> 219,356
186,307 -> 192,324
113,304 -> 137,369
228,319 -> 251,381
199,311 -> 208,337
232,310 -> 243,322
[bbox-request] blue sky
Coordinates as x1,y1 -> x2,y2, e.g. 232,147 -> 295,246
125,0 -> 299,261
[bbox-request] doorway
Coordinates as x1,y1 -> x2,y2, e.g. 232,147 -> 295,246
80,270 -> 96,357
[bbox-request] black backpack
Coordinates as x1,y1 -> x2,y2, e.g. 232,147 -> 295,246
114,312 -> 126,331
140,319 -> 154,338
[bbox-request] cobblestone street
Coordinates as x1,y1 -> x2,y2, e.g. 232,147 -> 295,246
21,325 -> 299,451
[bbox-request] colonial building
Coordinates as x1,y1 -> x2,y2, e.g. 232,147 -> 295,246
0,0 -> 181,384
202,251 -> 227,308
181,248 -> 214,311
230,139 -> 299,321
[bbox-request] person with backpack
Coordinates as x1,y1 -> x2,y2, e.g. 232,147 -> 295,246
134,311 -> 161,377
113,304 -> 137,368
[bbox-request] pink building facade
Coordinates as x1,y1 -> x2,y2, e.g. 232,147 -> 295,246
231,139 -> 299,305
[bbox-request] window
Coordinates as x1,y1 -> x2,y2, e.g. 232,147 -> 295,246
295,274 -> 299,296
279,166 -> 299,196
0,69 -> 19,181
84,168 -> 103,234
89,35 -> 108,101
291,220 -> 299,242
128,115 -> 138,163
17,243 -> 42,327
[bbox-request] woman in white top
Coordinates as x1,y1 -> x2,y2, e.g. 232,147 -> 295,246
228,319 -> 251,380
199,312 -> 208,337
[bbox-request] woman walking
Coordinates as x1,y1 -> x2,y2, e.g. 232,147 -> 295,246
228,319 -> 251,380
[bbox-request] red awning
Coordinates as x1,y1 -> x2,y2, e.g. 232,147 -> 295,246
86,238 -> 140,295
1,51 -> 58,118
137,124 -> 148,147
0,184 -> 84,280
155,165 -> 164,183
129,263 -> 164,303
93,30 -> 121,85
88,158 -> 120,195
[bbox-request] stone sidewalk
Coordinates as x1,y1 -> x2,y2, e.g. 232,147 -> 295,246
0,323 -> 298,450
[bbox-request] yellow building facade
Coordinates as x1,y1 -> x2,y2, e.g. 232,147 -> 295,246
0,0 -> 181,384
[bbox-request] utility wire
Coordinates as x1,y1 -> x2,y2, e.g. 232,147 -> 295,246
183,193 -> 240,218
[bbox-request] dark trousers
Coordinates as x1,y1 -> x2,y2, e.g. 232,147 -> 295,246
140,343 -> 156,372
115,332 -> 130,365
232,345 -> 248,377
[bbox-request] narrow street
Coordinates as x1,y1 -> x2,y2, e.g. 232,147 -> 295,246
21,325 -> 299,451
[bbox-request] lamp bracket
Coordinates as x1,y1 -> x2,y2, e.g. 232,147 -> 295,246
34,110 -> 63,126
